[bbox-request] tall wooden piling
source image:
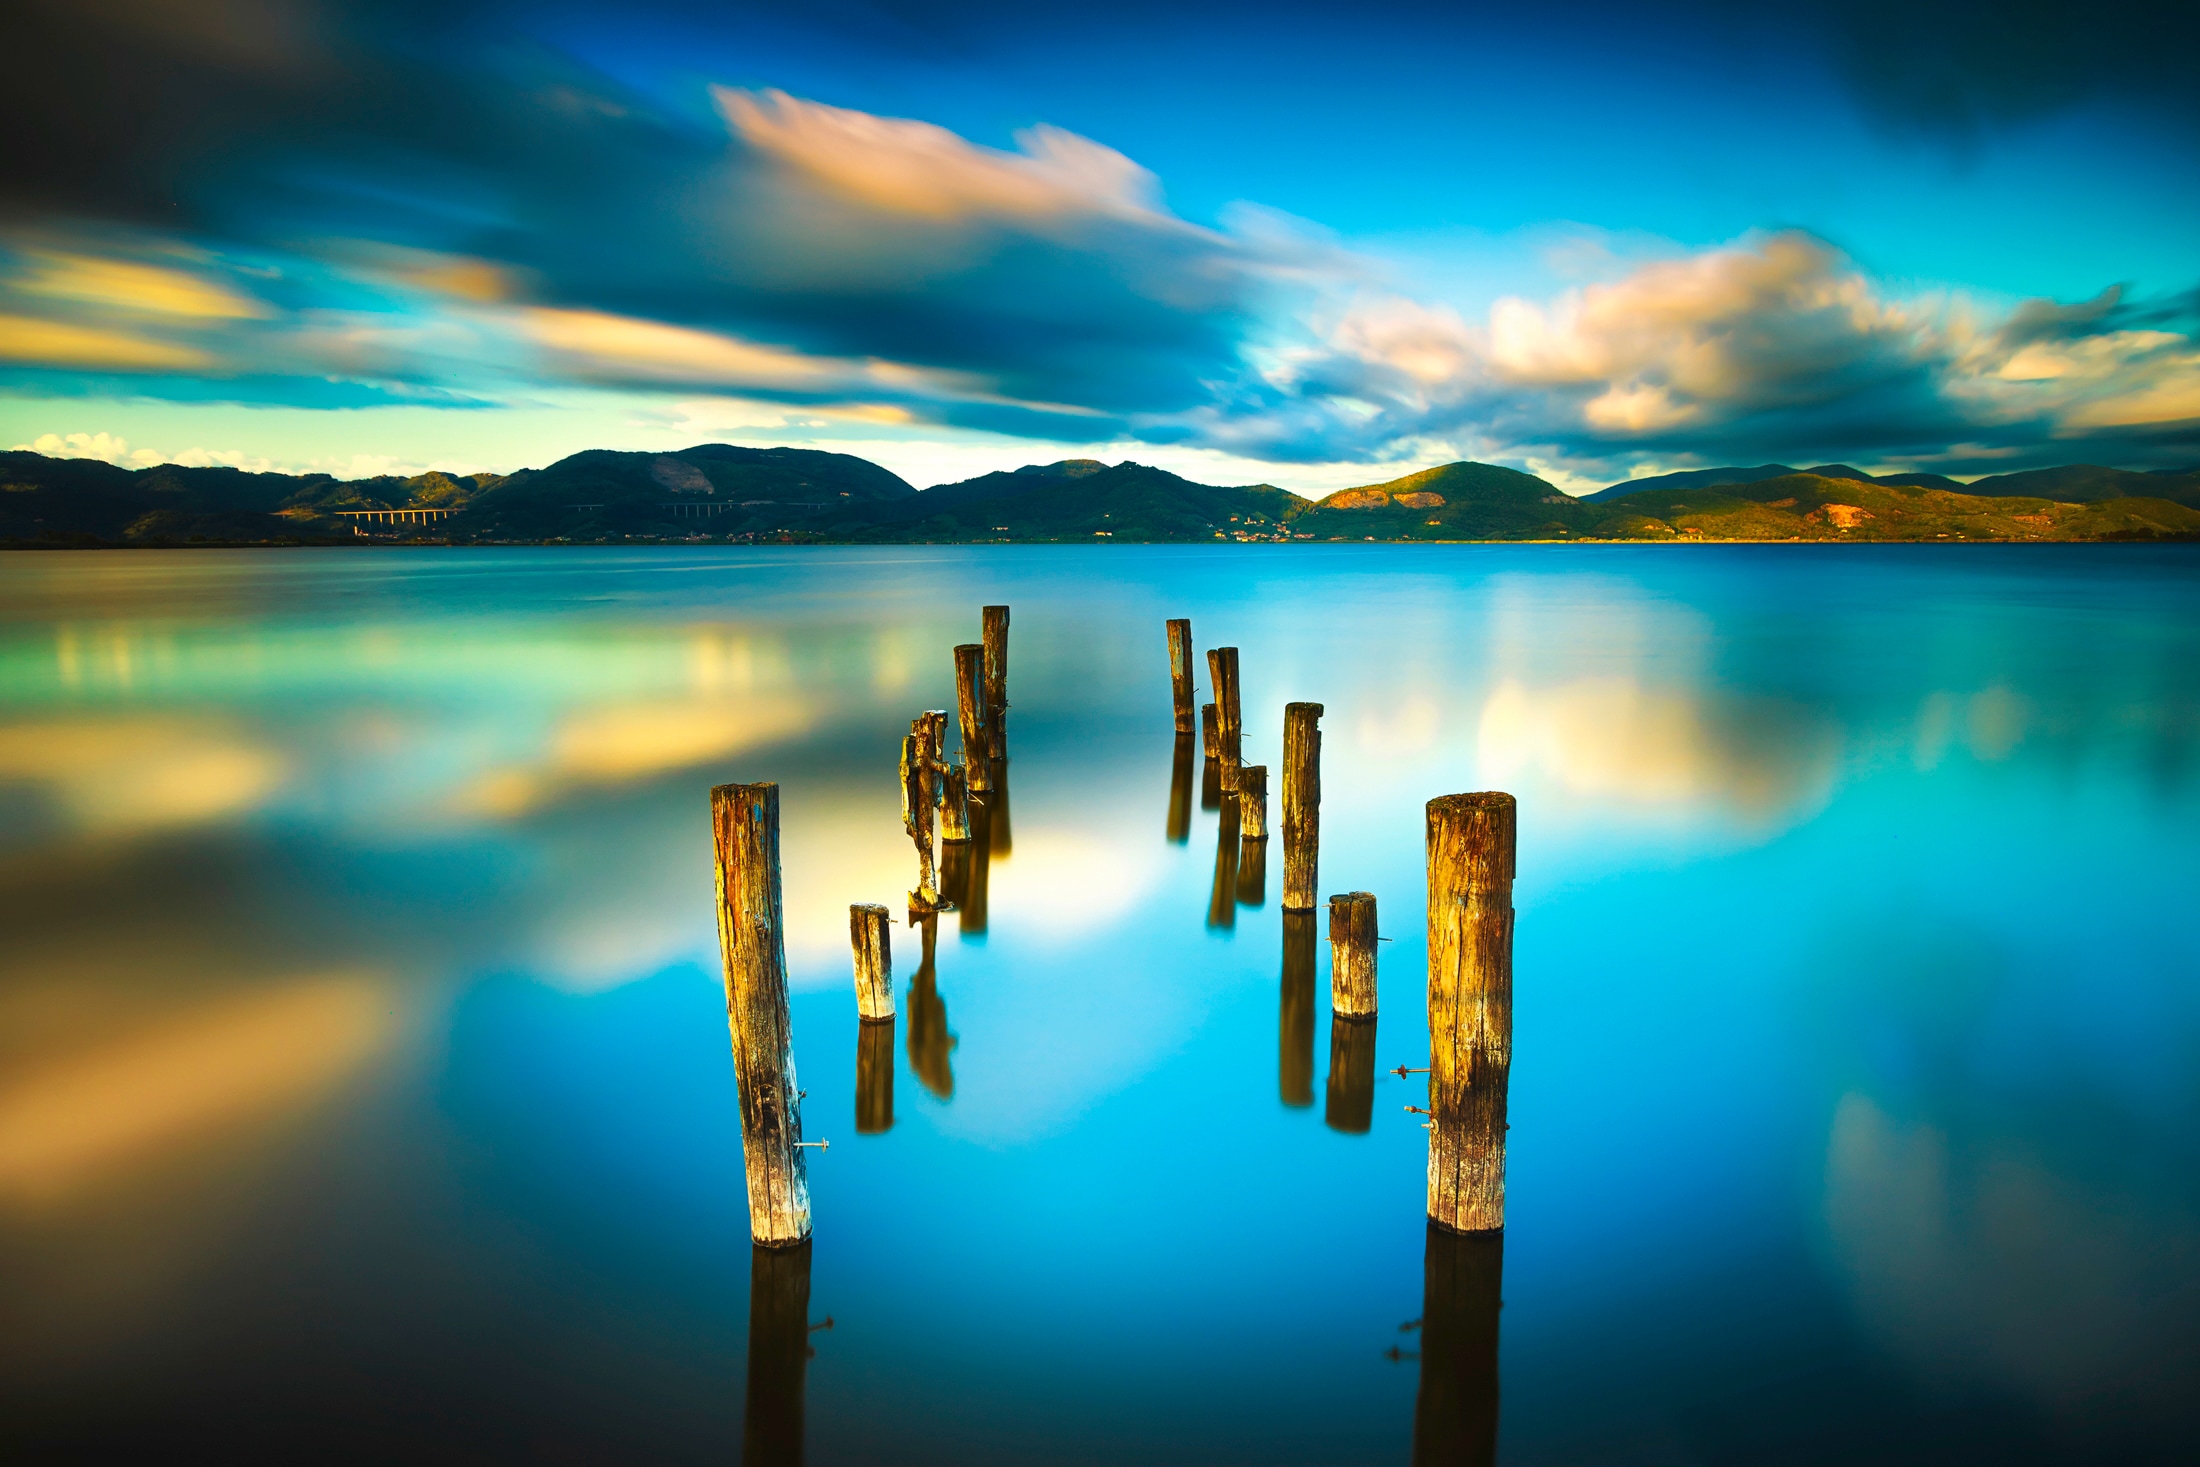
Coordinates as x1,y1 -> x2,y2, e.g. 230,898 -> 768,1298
1426,792 -> 1516,1235
955,644 -> 991,792
982,605 -> 1010,757
850,903 -> 894,1020
856,1020 -> 894,1135
1167,618 -> 1196,734
1282,702 -> 1323,911
1238,764 -> 1269,841
742,1239 -> 814,1467
1325,1014 -> 1376,1134
1167,734 -> 1195,843
1411,1226 -> 1502,1467
710,781 -> 810,1247
1328,891 -> 1378,1017
1207,647 -> 1242,789
1279,910 -> 1316,1107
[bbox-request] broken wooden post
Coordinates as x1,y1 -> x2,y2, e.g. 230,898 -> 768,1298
1328,891 -> 1378,1017
1411,1227 -> 1502,1467
1167,618 -> 1196,734
1325,1014 -> 1376,1134
901,712 -> 947,912
850,903 -> 893,1020
955,644 -> 991,792
856,1020 -> 894,1135
1238,763 -> 1268,841
1206,646 -> 1242,789
1167,733 -> 1194,843
982,605 -> 1010,758
710,780 -> 810,1246
1282,702 -> 1323,911
742,1239 -> 814,1467
1279,910 -> 1316,1107
1426,792 -> 1516,1235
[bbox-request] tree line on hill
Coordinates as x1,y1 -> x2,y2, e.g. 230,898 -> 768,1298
4,442 -> 2197,547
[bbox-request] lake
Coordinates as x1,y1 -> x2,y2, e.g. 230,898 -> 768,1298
2,545 -> 2196,1464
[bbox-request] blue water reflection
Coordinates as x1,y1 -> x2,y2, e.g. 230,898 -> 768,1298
1,545 -> 2195,1463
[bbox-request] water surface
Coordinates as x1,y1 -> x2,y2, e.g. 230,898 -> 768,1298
2,545 -> 2196,1464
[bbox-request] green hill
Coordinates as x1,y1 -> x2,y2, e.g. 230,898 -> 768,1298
852,460 -> 1307,541
1289,462 -> 1601,539
1588,472 -> 2200,542
1963,464 -> 2200,507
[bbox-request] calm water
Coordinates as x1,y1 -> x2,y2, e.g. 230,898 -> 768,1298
2,545 -> 2196,1465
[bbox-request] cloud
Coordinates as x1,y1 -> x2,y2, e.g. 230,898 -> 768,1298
14,250 -> 268,318
11,430 -> 162,466
0,313 -> 210,370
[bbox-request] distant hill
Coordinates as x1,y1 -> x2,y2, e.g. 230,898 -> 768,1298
4,445 -> 2195,546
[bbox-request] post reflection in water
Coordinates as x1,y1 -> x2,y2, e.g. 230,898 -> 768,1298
1235,834 -> 1267,908
1166,734 -> 1195,844
1279,910 -> 1315,1107
1324,1015 -> 1376,1133
904,913 -> 956,1101
856,1018 -> 894,1134
985,757 -> 1012,859
742,1239 -> 815,1467
941,794 -> 993,938
1207,794 -> 1241,930
1200,753 -> 1221,812
1411,1225 -> 1502,1467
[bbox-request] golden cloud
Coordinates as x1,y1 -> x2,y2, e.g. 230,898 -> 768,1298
0,313 -> 209,370
14,250 -> 269,319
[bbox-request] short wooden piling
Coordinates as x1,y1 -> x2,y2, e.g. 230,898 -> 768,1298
1282,702 -> 1323,911
1426,792 -> 1516,1235
1325,1014 -> 1377,1134
1167,734 -> 1195,843
1328,891 -> 1378,1017
982,605 -> 1010,757
1238,763 -> 1268,841
856,1020 -> 894,1135
1167,618 -> 1196,734
1201,702 -> 1220,759
710,780 -> 811,1247
940,761 -> 971,843
850,903 -> 894,1020
1279,910 -> 1316,1107
1207,647 -> 1242,789
955,644 -> 991,792
742,1239 -> 814,1467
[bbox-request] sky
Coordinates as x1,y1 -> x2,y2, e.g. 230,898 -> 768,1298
1,0 -> 2196,493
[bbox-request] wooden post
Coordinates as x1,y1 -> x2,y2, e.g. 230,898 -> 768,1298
710,781 -> 810,1247
850,903 -> 893,1020
902,711 -> 947,909
955,644 -> 991,792
1426,792 -> 1516,1235
1411,1226 -> 1502,1467
982,605 -> 1009,758
1325,1014 -> 1376,1134
742,1239 -> 814,1467
1238,764 -> 1268,840
940,761 -> 971,843
905,913 -> 955,1100
1279,910 -> 1316,1107
1167,618 -> 1196,734
1167,733 -> 1194,843
856,1020 -> 894,1135
1201,702 -> 1220,759
1206,647 -> 1242,789
1206,792 -> 1240,930
1282,702 -> 1323,911
1328,891 -> 1378,1017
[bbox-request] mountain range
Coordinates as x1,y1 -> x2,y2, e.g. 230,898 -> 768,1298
5,444 -> 2197,547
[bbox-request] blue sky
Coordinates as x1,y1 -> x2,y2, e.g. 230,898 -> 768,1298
2,0 -> 2195,491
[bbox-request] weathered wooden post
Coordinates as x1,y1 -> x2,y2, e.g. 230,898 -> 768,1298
1279,910 -> 1316,1107
1167,734 -> 1195,843
1282,702 -> 1323,911
902,710 -> 948,910
1201,702 -> 1220,759
1238,764 -> 1268,841
1207,793 -> 1241,930
1328,891 -> 1378,1017
1411,1227 -> 1502,1467
940,761 -> 971,843
982,605 -> 1010,757
1426,793 -> 1516,1235
1207,647 -> 1242,790
710,780 -> 810,1247
742,1239 -> 814,1467
856,1020 -> 894,1135
955,643 -> 992,792
850,903 -> 893,1020
1325,1014 -> 1376,1134
1167,618 -> 1196,734
904,913 -> 955,1100
1200,703 -> 1222,812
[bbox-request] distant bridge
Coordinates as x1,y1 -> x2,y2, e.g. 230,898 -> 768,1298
336,508 -> 456,525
